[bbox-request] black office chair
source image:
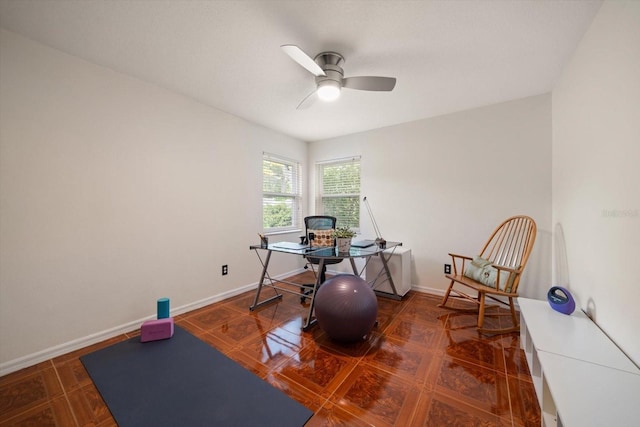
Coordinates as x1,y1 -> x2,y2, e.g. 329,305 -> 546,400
300,215 -> 343,301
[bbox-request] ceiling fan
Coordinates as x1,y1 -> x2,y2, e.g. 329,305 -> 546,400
281,45 -> 397,109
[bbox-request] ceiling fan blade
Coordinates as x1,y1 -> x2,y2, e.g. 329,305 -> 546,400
343,76 -> 397,91
296,90 -> 318,110
281,45 -> 326,77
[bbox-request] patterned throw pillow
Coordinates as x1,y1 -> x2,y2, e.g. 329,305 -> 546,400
308,229 -> 334,247
463,256 -> 517,292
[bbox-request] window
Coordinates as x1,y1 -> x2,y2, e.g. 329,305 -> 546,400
262,153 -> 301,232
317,157 -> 361,229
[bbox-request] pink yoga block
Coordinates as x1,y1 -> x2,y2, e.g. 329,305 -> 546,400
140,317 -> 174,342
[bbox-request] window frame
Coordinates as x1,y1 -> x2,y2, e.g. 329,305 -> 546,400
262,153 -> 302,234
316,156 -> 361,230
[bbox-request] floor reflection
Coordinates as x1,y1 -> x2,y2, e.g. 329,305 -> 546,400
0,271 -> 540,426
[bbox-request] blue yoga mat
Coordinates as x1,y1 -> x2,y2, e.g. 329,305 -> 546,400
81,326 -> 313,427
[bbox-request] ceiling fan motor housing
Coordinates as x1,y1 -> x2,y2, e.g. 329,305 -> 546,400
314,52 -> 344,86
314,51 -> 344,67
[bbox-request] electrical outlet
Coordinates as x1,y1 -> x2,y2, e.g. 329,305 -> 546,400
222,264 -> 228,276
444,264 -> 451,274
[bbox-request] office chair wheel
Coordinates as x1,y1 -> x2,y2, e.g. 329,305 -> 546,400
300,285 -> 313,303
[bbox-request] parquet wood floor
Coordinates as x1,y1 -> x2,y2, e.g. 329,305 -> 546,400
0,272 -> 540,426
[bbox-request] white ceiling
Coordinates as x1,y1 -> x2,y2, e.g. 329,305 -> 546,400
0,0 -> 602,142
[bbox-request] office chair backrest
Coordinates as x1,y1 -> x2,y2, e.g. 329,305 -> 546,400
305,216 -> 337,247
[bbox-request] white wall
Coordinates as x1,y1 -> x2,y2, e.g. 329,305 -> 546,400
13,4 -> 629,372
552,1 -> 640,365
309,95 -> 553,299
0,29 -> 306,372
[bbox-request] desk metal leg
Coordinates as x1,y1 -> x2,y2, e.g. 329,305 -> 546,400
249,250 -> 283,311
249,245 -> 403,330
302,258 -> 324,331
350,258 -> 359,274
375,250 -> 402,300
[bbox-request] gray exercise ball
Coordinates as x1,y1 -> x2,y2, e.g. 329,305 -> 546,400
314,274 -> 378,342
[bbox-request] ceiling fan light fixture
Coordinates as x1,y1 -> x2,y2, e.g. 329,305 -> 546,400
282,44 -> 396,109
317,80 -> 341,102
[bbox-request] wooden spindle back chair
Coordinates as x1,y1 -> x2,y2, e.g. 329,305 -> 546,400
439,215 -> 537,334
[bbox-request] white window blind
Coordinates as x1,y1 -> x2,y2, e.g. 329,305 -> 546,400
262,153 -> 301,232
317,157 -> 361,229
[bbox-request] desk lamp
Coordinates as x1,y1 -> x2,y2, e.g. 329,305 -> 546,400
363,196 -> 386,249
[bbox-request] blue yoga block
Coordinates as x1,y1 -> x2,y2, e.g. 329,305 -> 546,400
157,297 -> 170,319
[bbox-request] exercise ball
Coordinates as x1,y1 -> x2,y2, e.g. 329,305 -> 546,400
314,274 -> 378,342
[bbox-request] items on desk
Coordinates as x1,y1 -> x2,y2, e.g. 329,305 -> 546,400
308,229 -> 335,247
333,226 -> 356,253
271,241 -> 310,250
258,233 -> 268,248
351,240 -> 376,248
363,196 -> 387,249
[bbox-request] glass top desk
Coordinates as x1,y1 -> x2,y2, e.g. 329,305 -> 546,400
249,241 -> 403,331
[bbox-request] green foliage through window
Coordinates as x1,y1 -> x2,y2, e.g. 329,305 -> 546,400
318,159 -> 360,229
263,155 -> 301,231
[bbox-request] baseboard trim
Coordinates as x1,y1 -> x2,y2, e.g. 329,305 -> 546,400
0,269 -> 305,377
411,284 -> 446,296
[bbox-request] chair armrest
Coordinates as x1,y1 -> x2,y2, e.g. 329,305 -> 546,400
488,263 -> 520,291
448,253 -> 472,275
448,253 -> 472,261
491,263 -> 520,273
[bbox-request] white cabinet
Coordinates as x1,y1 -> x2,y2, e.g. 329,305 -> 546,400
538,352 -> 640,427
518,297 -> 640,427
366,246 -> 411,296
